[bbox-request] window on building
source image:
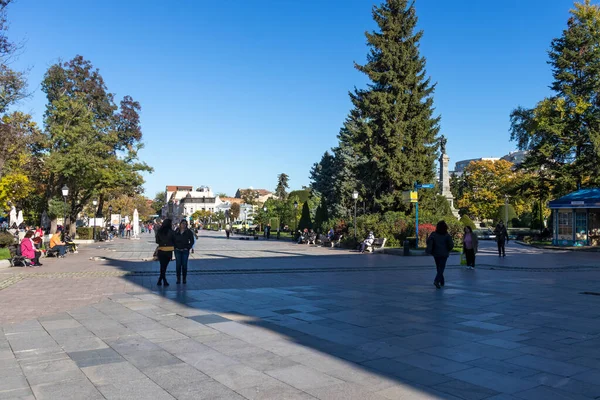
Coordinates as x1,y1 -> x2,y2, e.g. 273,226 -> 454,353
558,212 -> 572,236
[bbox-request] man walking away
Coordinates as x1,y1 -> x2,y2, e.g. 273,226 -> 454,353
494,220 -> 509,257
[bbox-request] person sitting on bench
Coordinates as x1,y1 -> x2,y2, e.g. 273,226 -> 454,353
359,231 -> 375,253
49,229 -> 67,257
21,231 -> 42,266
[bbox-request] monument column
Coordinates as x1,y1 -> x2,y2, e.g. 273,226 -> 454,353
439,136 -> 459,218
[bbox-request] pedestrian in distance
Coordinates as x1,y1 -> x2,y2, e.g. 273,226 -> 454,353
265,223 -> 271,240
462,226 -> 478,270
494,220 -> 509,257
225,223 -> 231,239
155,218 -> 175,286
174,219 -> 195,284
426,221 -> 454,289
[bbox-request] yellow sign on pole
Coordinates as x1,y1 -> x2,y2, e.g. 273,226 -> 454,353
402,191 -> 418,203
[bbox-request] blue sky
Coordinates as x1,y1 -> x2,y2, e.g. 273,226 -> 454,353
9,0 -> 575,197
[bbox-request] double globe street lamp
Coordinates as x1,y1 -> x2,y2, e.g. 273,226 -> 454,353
352,190 -> 359,238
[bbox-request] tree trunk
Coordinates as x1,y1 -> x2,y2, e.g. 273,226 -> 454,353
50,218 -> 57,235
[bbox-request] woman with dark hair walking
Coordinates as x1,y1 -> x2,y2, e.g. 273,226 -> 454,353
426,221 -> 454,289
174,219 -> 195,284
155,219 -> 175,286
462,226 -> 479,269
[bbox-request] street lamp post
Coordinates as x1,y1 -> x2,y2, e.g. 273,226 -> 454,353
61,185 -> 69,232
293,200 -> 298,241
92,199 -> 98,241
504,194 -> 509,225
352,190 -> 359,238
263,206 -> 267,237
108,205 -> 113,230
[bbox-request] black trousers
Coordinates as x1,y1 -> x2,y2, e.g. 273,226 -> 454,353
464,248 -> 475,267
157,250 -> 172,283
434,256 -> 448,285
497,240 -> 506,256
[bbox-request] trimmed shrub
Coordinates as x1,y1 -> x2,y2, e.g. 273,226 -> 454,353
76,227 -> 93,240
0,232 -> 16,247
418,223 -> 436,246
459,215 -> 476,231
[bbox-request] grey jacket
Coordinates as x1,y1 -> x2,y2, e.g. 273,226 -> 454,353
426,232 -> 454,257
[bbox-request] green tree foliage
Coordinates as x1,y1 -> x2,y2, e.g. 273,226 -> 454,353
298,201 -> 312,231
510,0 -> 600,195
288,189 -> 310,204
310,152 -> 337,212
345,0 -> 440,212
229,203 -> 240,220
459,215 -> 476,231
313,196 -> 329,232
275,173 -> 289,200
152,191 -> 166,215
457,160 -> 525,221
41,56 -> 152,232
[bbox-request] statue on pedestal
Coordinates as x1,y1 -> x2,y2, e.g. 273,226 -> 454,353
438,135 -> 460,218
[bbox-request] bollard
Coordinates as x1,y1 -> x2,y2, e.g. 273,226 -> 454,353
403,240 -> 410,256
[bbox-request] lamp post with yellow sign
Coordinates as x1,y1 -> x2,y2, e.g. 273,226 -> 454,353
406,183 -> 435,247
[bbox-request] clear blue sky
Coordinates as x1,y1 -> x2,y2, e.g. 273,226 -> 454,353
9,0 -> 575,197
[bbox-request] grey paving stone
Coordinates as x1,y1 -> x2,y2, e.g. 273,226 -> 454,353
395,352 -> 471,374
434,379 -> 499,400
143,362 -> 211,391
0,387 -> 35,400
513,385 -> 590,400
361,358 -> 414,377
235,349 -> 298,372
459,321 -> 512,332
31,377 -> 105,400
421,345 -> 483,363
188,314 -> 232,324
209,364 -> 281,390
164,378 -> 247,400
96,377 -> 175,400
68,347 -> 124,368
266,364 -> 343,390
449,367 -> 540,394
572,368 -> 600,385
21,358 -> 84,386
81,361 -> 147,385
396,366 -> 454,386
479,338 -> 524,349
138,327 -> 188,343
176,349 -> 240,373
121,348 -> 182,370
467,357 -> 539,379
306,382 -> 388,400
506,354 -> 589,377
0,375 -> 29,392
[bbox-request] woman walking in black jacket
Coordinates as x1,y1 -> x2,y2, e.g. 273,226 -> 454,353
174,219 -> 195,284
426,221 -> 455,289
155,219 -> 175,286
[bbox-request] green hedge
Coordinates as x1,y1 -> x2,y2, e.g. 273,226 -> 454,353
0,232 -> 15,248
0,247 -> 10,260
76,227 -> 94,240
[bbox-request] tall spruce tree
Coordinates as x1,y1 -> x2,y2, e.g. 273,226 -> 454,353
349,0 -> 440,211
275,173 -> 289,200
310,151 -> 336,210
511,0 -> 600,194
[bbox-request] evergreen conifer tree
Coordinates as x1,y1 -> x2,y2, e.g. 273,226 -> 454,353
511,0 -> 600,194
298,202 -> 312,231
348,0 -> 440,211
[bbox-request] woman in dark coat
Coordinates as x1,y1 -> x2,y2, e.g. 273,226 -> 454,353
155,219 -> 175,286
426,221 -> 454,289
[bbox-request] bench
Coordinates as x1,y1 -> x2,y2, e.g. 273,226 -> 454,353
45,248 -> 60,258
365,237 -> 387,253
8,245 -> 30,267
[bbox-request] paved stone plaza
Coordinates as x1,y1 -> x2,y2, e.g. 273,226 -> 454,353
1,231 -> 600,399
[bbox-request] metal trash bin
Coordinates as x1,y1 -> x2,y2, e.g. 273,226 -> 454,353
403,240 -> 410,256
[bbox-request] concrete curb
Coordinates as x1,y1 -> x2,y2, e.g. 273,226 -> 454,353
0,260 -> 11,269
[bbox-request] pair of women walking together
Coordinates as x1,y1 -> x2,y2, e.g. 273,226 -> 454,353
426,222 -> 479,289
155,219 -> 195,286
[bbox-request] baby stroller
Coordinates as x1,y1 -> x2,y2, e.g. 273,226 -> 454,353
9,245 -> 31,267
